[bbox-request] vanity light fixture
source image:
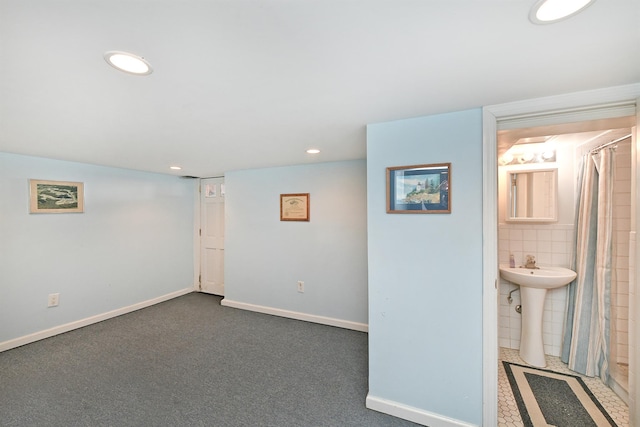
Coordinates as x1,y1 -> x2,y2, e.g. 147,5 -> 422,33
529,0 -> 595,24
170,166 -> 182,171
498,155 -> 515,166
500,135 -> 558,166
503,151 -> 556,165
104,51 -> 153,75
542,150 -> 555,160
500,142 -> 557,166
306,149 -> 320,154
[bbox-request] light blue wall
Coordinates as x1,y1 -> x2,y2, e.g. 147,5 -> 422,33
224,160 -> 368,324
366,109 -> 484,424
0,152 -> 195,343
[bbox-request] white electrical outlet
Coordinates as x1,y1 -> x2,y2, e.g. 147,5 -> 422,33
297,281 -> 304,293
48,293 -> 59,307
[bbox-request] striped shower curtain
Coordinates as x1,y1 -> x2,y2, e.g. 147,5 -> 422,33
561,147 -> 615,382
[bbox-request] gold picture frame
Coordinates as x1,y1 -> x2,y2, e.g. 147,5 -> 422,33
29,179 -> 84,213
280,193 -> 310,221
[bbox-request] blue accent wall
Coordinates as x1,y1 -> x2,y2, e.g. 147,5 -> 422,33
224,160 -> 368,324
366,109 -> 483,424
0,152 -> 195,343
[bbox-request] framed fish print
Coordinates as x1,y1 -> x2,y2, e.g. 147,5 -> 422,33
29,179 -> 84,213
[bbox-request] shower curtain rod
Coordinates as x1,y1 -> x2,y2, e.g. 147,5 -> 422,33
590,133 -> 632,153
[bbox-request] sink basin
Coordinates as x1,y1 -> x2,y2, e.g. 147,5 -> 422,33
499,263 -> 577,367
499,265 -> 576,289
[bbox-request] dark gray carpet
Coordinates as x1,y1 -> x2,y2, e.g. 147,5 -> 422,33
503,361 -> 617,427
0,293 -> 418,426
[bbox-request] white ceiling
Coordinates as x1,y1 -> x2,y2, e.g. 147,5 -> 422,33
1,0 -> 638,177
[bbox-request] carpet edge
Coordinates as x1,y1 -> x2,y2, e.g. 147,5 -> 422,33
0,287 -> 193,352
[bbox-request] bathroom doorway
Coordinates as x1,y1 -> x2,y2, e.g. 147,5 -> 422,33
496,121 -> 633,416
482,84 -> 639,427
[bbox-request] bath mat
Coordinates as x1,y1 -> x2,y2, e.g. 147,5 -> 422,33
502,361 -> 617,427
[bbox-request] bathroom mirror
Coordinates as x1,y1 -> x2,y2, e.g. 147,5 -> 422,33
506,168 -> 557,223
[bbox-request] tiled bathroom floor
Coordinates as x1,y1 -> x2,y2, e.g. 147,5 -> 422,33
498,347 -> 629,427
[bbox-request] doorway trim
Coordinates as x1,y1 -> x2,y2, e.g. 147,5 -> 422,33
482,83 -> 640,426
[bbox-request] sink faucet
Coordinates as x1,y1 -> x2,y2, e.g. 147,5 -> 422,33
522,255 -> 539,269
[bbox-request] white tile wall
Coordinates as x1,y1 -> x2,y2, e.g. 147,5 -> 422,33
613,140 -> 631,366
498,223 -> 574,356
627,230 -> 636,415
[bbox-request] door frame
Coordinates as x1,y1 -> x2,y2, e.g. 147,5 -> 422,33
193,180 -> 202,291
482,83 -> 640,426
198,177 -> 226,295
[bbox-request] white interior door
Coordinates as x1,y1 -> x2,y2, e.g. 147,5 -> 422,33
200,177 -> 225,295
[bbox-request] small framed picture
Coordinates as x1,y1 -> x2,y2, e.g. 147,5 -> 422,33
386,163 -> 451,214
29,179 -> 84,213
280,193 -> 310,221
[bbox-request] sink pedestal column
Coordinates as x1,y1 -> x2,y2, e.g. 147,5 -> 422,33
519,286 -> 548,368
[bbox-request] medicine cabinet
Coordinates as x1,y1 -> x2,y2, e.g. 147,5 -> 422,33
506,168 -> 558,223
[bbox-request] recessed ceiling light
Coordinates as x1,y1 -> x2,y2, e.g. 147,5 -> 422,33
529,0 -> 595,24
170,166 -> 182,170
306,149 -> 320,154
104,51 -> 153,75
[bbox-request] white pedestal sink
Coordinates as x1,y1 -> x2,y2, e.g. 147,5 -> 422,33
499,264 -> 577,367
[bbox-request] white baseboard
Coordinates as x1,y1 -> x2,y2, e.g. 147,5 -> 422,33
0,288 -> 193,353
366,394 -> 478,427
220,299 -> 368,332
